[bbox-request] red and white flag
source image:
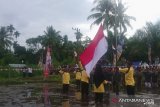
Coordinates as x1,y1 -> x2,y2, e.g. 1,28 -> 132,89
44,47 -> 51,78
80,24 -> 108,76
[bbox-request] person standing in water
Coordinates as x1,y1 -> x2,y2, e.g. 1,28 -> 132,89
59,66 -> 70,94
119,61 -> 135,96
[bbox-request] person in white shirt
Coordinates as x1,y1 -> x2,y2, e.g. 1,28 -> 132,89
28,67 -> 33,77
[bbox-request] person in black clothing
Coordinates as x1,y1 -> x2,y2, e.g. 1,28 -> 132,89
135,67 -> 143,91
103,67 -> 113,94
112,67 -> 121,96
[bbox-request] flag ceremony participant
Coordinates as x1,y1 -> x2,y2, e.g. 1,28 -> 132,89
74,67 -> 81,90
93,62 -> 106,103
119,61 -> 135,96
112,67 -> 121,96
59,66 -> 70,94
81,68 -> 89,101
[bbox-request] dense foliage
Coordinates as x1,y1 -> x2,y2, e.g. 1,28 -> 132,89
0,0 -> 160,67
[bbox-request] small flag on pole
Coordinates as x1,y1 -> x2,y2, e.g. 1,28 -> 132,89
113,33 -> 125,66
80,24 -> 108,76
148,44 -> 151,64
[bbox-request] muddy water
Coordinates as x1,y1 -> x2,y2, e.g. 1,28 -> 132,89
0,83 -> 160,107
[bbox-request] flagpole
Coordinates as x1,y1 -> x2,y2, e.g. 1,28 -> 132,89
114,0 -> 118,66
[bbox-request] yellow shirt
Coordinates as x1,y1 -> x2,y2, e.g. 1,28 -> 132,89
62,72 -> 70,84
76,72 -> 81,80
93,82 -> 105,93
62,100 -> 70,107
81,70 -> 89,83
75,91 -> 81,100
119,67 -> 135,86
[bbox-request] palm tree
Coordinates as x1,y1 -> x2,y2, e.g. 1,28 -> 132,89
115,0 -> 136,34
0,27 -> 13,50
43,26 -> 61,48
87,0 -> 114,32
14,31 -> 20,39
72,28 -> 83,42
7,24 -> 15,35
88,0 -> 135,34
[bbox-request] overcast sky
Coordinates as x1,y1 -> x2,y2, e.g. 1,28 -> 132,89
0,0 -> 160,46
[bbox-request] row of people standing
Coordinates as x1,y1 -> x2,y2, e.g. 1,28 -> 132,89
59,66 -> 90,101
58,61 -> 136,104
104,65 -> 160,94
59,64 -> 116,103
135,66 -> 160,90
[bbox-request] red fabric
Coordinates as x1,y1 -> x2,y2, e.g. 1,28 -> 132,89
80,24 -> 104,66
43,47 -> 51,77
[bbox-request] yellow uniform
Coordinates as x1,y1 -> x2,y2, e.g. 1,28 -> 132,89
119,67 -> 135,86
93,80 -> 108,93
62,72 -> 70,84
81,70 -> 89,100
76,72 -> 81,80
93,80 -> 108,103
59,70 -> 70,94
81,70 -> 89,83
93,83 -> 105,93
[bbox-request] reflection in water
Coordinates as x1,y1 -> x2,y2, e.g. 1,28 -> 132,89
62,96 -> 70,107
43,84 -> 51,107
75,91 -> 81,101
26,89 -> 31,98
0,83 -> 160,107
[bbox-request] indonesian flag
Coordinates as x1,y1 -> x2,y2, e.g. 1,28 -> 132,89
44,47 -> 51,78
80,24 -> 108,76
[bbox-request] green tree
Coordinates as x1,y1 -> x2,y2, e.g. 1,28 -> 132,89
0,27 -> 13,50
88,0 -> 135,34
43,26 -> 62,48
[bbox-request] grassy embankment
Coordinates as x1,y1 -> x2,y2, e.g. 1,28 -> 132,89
0,67 -> 75,85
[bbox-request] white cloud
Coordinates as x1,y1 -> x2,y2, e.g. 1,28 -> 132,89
1,0 -> 160,46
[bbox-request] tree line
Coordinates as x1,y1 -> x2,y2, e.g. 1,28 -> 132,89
0,0 -> 160,66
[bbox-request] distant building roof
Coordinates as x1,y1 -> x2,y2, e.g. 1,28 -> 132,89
9,64 -> 26,68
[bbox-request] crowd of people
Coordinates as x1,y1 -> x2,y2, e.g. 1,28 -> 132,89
57,62 -> 160,104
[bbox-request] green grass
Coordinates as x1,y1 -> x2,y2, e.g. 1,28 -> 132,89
0,67 -> 77,85
0,71 -> 76,85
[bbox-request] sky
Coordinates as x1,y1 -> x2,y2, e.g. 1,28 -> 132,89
0,0 -> 160,46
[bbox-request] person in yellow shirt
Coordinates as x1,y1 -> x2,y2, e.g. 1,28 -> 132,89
119,61 -> 135,96
74,68 -> 81,90
59,66 -> 70,94
93,63 -> 107,103
81,69 -> 89,101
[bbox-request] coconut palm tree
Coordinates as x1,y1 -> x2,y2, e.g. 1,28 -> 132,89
87,0 -> 114,32
43,26 -> 61,48
7,24 -> 15,35
115,0 -> 136,34
88,0 -> 135,34
0,27 -> 13,50
14,31 -> 20,39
